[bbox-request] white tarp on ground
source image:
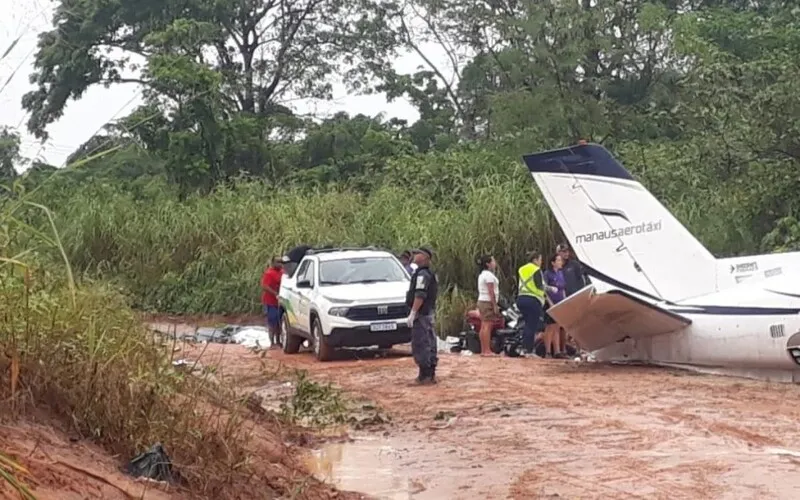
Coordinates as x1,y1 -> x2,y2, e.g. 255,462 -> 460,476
436,336 -> 462,353
232,326 -> 272,349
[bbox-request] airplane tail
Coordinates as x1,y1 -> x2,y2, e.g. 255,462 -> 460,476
523,143 -> 718,303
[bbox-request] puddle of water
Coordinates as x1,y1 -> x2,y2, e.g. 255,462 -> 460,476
305,437 -> 411,499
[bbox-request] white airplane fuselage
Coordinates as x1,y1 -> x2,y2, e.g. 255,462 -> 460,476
717,252 -> 800,287
521,143 -> 800,383
572,247 -> 800,383
592,273 -> 800,382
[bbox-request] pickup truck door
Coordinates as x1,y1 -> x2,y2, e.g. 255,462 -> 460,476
280,259 -> 306,333
292,259 -> 316,332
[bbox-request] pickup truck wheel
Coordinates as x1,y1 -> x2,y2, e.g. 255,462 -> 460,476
312,317 -> 334,362
281,315 -> 302,354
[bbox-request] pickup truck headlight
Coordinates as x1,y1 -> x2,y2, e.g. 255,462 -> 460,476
328,307 -> 350,317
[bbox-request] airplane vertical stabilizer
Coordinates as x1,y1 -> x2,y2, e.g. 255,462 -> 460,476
523,143 -> 717,302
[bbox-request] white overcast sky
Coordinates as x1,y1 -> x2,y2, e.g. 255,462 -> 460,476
1,0 -> 451,168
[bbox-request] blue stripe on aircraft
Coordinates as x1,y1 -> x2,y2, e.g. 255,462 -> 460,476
668,306 -> 800,316
522,143 -> 635,181
581,262 -> 667,303
766,290 -> 800,300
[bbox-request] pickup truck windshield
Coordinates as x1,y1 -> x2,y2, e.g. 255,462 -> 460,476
319,257 -> 408,285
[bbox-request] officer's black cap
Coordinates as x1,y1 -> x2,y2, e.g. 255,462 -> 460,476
412,246 -> 434,259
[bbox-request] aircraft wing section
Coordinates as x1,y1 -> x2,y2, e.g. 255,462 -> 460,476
547,286 -> 692,352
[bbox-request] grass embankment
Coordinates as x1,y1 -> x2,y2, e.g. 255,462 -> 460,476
0,193 -> 351,498
0,274 -> 259,496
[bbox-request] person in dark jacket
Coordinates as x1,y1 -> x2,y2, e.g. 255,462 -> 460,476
284,244 -> 312,277
558,243 -> 588,296
557,242 -> 588,353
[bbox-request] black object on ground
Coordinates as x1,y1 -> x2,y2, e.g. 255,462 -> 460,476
126,443 -> 175,483
193,325 -> 239,343
533,339 -> 578,358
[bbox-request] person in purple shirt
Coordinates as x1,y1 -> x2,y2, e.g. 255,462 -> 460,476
542,253 -> 569,358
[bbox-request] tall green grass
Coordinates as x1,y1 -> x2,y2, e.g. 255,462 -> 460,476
23,143 -> 758,335
0,181 -> 281,497
52,177 -> 557,331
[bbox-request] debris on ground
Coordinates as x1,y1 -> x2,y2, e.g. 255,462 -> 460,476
433,410 -> 456,421
171,359 -> 190,369
429,416 -> 457,430
125,443 -> 175,483
193,326 -> 237,343
348,413 -> 390,430
766,447 -> 800,458
232,327 -> 272,349
150,323 -> 271,347
253,380 -> 297,413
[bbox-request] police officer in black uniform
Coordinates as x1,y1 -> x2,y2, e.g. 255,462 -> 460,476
405,246 -> 438,384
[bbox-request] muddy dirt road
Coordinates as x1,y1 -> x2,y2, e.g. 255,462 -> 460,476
160,322 -> 800,500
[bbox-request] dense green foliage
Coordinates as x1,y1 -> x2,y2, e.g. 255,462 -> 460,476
4,0 -> 800,329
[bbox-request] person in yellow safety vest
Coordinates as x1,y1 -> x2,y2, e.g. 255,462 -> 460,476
516,250 -> 556,355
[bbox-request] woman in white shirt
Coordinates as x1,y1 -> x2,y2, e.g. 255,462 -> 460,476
476,254 -> 500,356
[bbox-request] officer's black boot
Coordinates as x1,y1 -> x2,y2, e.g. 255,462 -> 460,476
415,365 -> 426,384
418,366 -> 436,385
416,366 -> 430,385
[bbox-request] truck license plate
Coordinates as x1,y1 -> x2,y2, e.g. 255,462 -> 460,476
370,322 -> 397,332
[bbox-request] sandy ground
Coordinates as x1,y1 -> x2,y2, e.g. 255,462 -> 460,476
153,319 -> 800,500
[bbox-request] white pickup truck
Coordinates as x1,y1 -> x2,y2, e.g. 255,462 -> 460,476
278,247 -> 412,361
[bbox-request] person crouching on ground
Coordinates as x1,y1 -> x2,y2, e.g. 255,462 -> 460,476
405,247 -> 439,384
543,253 -> 569,358
516,251 -> 547,356
261,256 -> 285,348
476,254 -> 500,357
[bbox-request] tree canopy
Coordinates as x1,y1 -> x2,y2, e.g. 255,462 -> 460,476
8,0 -> 800,255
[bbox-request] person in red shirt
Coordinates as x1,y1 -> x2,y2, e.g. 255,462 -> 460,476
261,257 -> 285,347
